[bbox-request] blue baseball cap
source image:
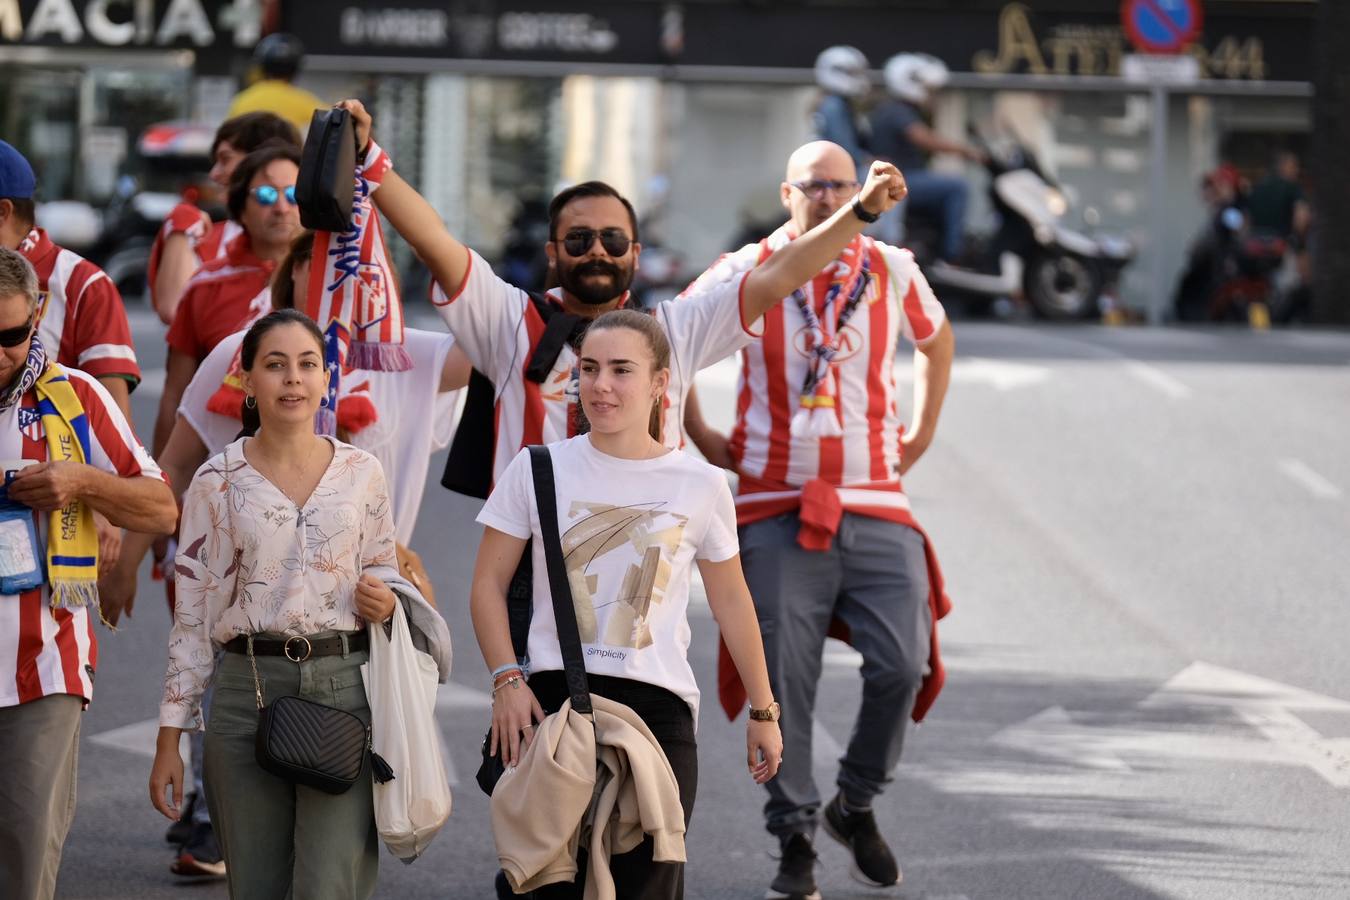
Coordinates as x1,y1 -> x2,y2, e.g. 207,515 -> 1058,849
0,141 -> 36,199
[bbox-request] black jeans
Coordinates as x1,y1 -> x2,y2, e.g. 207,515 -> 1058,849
526,671 -> 698,900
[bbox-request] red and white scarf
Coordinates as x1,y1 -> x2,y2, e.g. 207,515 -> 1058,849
789,237 -> 873,439
305,140 -> 410,434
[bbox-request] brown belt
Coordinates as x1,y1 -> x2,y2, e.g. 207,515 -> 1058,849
224,631 -> 368,662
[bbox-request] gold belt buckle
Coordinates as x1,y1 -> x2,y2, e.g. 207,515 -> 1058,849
284,635 -> 312,662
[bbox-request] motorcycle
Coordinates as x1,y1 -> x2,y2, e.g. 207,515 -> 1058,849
904,130 -> 1134,320
88,122 -> 219,304
1174,205 -> 1286,323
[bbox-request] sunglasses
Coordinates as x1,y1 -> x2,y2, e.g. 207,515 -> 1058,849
558,227 -> 632,258
251,184 -> 297,207
790,179 -> 861,200
0,315 -> 35,349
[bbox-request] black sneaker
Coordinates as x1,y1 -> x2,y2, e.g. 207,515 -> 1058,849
170,822 -> 226,880
822,793 -> 900,887
163,792 -> 197,846
766,832 -> 822,900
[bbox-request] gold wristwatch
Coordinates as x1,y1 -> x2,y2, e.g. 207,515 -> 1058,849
749,701 -> 781,722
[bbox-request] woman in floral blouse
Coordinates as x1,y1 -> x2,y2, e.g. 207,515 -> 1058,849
148,309 -> 415,899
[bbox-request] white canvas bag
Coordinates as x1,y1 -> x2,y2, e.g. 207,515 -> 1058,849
362,600 -> 452,860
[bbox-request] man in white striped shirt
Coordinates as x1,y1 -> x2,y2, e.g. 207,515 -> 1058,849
684,141 -> 954,900
0,248 -> 175,900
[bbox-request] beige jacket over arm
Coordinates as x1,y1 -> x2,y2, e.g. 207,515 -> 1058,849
490,694 -> 687,899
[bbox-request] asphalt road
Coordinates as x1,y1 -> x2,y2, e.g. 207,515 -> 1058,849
54,312 -> 1350,900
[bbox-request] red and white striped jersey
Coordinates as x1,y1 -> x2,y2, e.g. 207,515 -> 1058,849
19,228 -> 141,385
685,227 -> 945,525
0,368 -> 165,708
432,249 -> 752,484
146,204 -> 242,312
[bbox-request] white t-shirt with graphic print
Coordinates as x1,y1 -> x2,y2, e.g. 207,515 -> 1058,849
476,435 -> 739,722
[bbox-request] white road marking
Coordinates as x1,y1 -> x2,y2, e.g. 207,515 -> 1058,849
1278,458 -> 1343,500
1121,359 -> 1192,399
992,661 -> 1350,788
812,716 -> 845,770
944,357 -> 1052,392
88,717 -> 190,769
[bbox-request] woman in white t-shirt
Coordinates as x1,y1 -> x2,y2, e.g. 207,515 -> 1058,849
472,309 -> 783,899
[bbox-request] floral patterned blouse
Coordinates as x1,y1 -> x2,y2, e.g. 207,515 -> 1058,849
160,436 -> 397,729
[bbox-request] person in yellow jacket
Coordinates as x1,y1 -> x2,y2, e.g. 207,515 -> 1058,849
227,34 -> 325,137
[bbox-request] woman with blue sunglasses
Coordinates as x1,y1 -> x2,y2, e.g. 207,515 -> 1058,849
153,144 -> 304,469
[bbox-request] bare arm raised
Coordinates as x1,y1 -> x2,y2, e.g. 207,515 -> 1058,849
337,100 -> 471,294
740,160 -> 907,327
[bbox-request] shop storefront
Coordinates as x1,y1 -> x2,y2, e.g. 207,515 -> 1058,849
278,0 -> 1313,317
1,1 -> 260,205
5,1 -> 1316,316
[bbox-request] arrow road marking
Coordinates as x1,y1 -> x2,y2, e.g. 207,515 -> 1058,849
1278,458 -> 1343,501
991,661 -> 1350,787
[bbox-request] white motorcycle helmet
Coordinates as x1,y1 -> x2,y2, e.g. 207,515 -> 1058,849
884,53 -> 950,104
814,46 -> 872,98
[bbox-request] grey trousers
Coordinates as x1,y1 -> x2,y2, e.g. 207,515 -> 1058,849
203,639 -> 378,900
0,694 -> 82,900
741,513 -> 931,838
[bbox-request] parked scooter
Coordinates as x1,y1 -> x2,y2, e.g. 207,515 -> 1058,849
89,122 -> 218,304
905,130 -> 1134,319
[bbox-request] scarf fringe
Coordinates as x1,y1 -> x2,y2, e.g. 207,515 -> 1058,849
314,405 -> 338,437
49,579 -> 99,610
790,407 -> 844,439
348,340 -> 413,372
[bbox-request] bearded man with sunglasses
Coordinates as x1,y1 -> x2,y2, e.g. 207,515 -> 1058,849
682,140 -> 954,900
153,144 -> 303,459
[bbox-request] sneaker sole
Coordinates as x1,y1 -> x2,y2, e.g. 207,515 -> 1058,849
821,815 -> 901,889
170,855 -> 227,879
764,890 -> 822,900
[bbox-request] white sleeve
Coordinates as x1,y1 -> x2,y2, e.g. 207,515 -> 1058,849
882,246 -> 947,347
429,249 -> 530,389
695,472 -> 740,563
654,268 -> 754,381
475,447 -> 534,540
178,331 -> 247,455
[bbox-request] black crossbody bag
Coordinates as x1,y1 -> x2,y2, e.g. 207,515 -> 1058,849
476,445 -> 593,796
248,637 -> 371,795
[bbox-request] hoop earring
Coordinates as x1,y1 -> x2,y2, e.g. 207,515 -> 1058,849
244,395 -> 256,409
320,395 -> 329,408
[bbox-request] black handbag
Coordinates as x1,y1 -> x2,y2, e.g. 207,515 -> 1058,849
296,107 -> 356,232
246,638 -> 370,795
476,445 -> 593,796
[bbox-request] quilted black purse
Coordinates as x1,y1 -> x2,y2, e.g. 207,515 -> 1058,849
296,107 -> 357,232
476,445 -> 593,796
247,639 -> 369,795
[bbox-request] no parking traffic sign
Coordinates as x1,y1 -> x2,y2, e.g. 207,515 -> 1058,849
1121,0 -> 1203,54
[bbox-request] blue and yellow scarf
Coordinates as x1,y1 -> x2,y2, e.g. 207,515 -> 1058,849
3,335 -> 98,608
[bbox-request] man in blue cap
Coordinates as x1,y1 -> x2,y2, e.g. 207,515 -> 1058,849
0,142 -> 141,419
1,142 -> 144,584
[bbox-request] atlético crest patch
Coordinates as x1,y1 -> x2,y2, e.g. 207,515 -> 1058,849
18,406 -> 44,443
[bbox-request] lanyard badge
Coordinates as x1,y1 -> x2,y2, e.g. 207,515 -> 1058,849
0,460 -> 44,593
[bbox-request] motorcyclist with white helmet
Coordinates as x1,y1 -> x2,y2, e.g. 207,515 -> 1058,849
870,53 -> 984,262
812,46 -> 872,172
